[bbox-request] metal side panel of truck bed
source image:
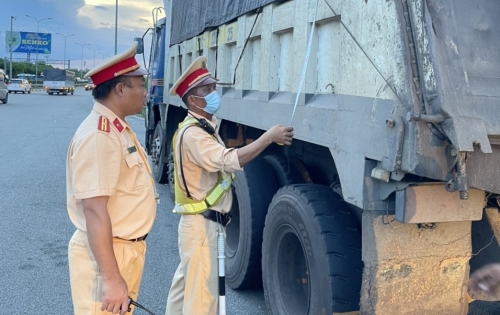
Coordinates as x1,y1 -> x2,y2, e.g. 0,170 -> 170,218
408,0 -> 500,196
162,0 -> 500,209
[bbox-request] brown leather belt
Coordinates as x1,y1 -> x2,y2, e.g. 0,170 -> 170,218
115,234 -> 148,242
201,210 -> 231,227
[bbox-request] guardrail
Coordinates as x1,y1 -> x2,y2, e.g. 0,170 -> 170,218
30,82 -> 87,91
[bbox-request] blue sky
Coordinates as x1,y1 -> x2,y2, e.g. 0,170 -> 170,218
1,0 -> 164,74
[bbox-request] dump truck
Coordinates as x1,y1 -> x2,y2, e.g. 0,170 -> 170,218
138,0 -> 500,314
43,69 -> 75,95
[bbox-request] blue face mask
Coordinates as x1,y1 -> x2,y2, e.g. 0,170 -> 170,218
194,91 -> 221,115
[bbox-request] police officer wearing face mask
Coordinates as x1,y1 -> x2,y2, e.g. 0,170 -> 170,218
165,57 -> 294,314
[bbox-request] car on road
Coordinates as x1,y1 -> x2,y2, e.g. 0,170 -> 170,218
85,81 -> 95,91
8,79 -> 32,94
0,70 -> 7,104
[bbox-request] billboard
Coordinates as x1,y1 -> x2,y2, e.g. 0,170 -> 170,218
5,31 -> 52,54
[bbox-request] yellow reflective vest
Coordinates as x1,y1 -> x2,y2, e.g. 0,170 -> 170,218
172,117 -> 235,214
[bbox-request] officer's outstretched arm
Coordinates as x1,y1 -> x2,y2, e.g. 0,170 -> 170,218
237,124 -> 294,167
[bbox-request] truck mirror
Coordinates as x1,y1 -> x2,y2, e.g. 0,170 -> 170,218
134,37 -> 144,54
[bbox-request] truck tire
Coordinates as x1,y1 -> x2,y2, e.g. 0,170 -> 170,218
262,184 -> 363,315
151,122 -> 169,183
263,155 -> 312,187
167,151 -> 175,199
145,128 -> 154,155
226,157 -> 279,289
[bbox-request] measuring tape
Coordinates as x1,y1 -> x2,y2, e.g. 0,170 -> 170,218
290,0 -> 320,126
277,0 -> 319,146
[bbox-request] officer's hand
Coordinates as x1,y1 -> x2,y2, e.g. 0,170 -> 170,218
100,276 -> 129,315
469,263 -> 500,297
267,125 -> 294,146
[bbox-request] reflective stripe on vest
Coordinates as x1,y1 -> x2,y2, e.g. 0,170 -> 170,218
172,117 -> 235,215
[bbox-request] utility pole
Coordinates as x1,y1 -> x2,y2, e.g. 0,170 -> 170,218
26,15 -> 52,83
9,16 -> 16,80
88,48 -> 100,68
115,0 -> 118,55
56,33 -> 75,69
76,42 -> 89,79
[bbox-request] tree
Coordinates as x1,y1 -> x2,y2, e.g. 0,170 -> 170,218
0,58 -> 54,82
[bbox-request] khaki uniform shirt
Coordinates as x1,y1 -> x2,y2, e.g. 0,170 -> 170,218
66,102 -> 157,239
175,112 -> 242,214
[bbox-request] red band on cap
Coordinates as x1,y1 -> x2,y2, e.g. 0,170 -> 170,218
90,56 -> 139,86
176,68 -> 210,97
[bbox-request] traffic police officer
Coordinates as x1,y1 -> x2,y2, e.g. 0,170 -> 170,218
66,42 -> 157,315
165,56 -> 293,314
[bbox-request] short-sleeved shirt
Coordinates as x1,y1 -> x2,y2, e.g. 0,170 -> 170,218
66,102 -> 157,239
174,112 -> 242,214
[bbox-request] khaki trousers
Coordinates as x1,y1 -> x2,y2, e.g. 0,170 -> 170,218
166,214 -> 219,315
68,229 -> 147,315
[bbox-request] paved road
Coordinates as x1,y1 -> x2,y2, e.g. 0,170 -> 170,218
0,89 -> 267,315
0,89 -> 498,315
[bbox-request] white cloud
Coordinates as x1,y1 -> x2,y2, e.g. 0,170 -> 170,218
77,0 -> 164,32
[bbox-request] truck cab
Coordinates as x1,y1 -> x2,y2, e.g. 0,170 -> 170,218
142,17 -> 169,183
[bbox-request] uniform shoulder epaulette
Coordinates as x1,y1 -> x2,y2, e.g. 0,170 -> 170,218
97,116 -> 110,133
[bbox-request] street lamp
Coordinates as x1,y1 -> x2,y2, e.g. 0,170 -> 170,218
88,48 -> 101,68
56,33 -> 75,69
98,51 -> 109,60
115,0 -> 118,55
26,15 -> 52,83
9,16 -> 16,80
75,42 -> 89,79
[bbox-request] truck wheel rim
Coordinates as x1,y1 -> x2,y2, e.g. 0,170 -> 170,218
151,134 -> 161,170
273,224 -> 310,314
167,153 -> 175,189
